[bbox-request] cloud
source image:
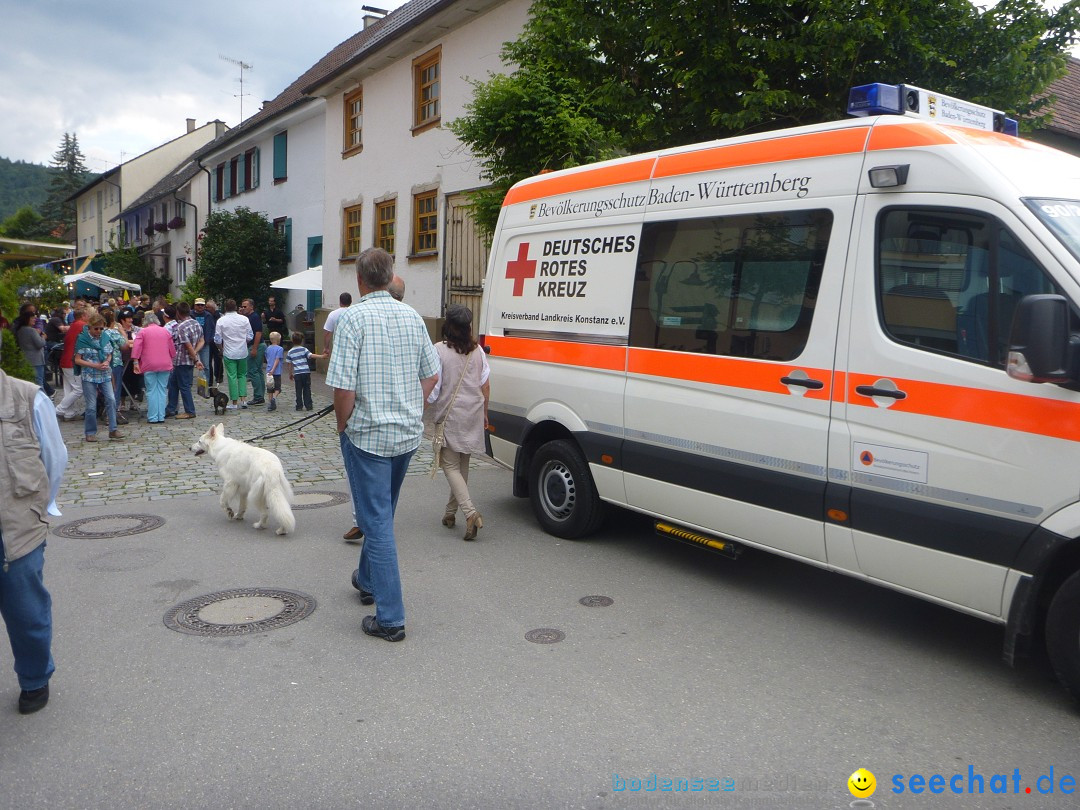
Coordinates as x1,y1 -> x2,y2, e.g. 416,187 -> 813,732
0,0 -> 405,166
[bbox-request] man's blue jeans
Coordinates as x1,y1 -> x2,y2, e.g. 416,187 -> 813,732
0,541 -> 54,691
166,365 -> 195,416
82,377 -> 117,436
247,343 -> 266,400
339,433 -> 414,628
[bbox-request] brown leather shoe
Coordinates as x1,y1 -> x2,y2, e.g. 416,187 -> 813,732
175,413 -> 195,420
109,430 -> 124,440
84,435 -> 97,442
463,512 -> 483,541
441,513 -> 455,528
343,526 -> 364,541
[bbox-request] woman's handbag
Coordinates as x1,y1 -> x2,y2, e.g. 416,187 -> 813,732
428,351 -> 474,478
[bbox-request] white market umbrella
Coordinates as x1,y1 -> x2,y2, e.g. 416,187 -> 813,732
270,266 -> 322,291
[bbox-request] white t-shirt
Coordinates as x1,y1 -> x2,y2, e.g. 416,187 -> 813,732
323,306 -> 348,335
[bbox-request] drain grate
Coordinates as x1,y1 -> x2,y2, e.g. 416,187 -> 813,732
164,588 -> 316,636
291,490 -> 350,510
579,595 -> 614,607
54,514 -> 166,539
525,628 -> 565,644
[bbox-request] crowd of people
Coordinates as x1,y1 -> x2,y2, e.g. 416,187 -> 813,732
10,292 -> 316,439
1,256 -> 491,715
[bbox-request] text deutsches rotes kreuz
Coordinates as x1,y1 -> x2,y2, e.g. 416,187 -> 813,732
534,234 -> 637,297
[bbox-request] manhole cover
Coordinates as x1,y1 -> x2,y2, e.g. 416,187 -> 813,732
54,513 -> 166,539
579,595 -> 614,607
164,588 -> 316,636
291,490 -> 350,510
525,628 -> 565,644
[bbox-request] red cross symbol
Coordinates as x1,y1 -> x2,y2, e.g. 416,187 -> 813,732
505,242 -> 537,296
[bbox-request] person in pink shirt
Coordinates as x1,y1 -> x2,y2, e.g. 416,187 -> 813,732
130,317 -> 176,424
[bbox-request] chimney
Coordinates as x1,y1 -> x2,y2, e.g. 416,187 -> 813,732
186,118 -> 196,133
362,5 -> 387,28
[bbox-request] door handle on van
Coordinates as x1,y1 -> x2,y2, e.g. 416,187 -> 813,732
780,375 -> 825,390
855,384 -> 907,400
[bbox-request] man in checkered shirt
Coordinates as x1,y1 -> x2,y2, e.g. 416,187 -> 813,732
165,301 -> 205,419
327,247 -> 440,642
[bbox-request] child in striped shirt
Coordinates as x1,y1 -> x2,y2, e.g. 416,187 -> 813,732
286,332 -> 326,411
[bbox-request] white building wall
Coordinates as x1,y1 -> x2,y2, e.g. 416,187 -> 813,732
321,0 -> 530,320
122,122 -> 223,206
205,102 -> 326,312
163,171 -> 210,297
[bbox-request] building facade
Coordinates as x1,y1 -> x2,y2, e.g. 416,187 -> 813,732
70,120 -> 225,267
306,0 -> 530,324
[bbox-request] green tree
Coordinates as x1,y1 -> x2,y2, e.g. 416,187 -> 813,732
452,0 -> 1080,235
0,271 -> 44,382
0,328 -> 35,382
0,205 -> 52,241
0,266 -> 67,314
41,132 -> 91,234
190,207 -> 286,305
100,235 -> 169,299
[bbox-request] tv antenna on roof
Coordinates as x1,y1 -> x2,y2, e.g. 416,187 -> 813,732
219,54 -> 253,123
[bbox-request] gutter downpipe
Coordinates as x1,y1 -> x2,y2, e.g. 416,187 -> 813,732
195,155 -> 215,277
172,190 -> 198,277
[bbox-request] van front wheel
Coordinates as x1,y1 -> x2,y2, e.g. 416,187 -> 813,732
1046,569 -> 1080,703
529,439 -> 605,539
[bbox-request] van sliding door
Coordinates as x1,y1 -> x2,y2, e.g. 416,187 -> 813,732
622,200 -> 851,563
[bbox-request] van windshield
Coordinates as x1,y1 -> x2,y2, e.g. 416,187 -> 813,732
1025,199 -> 1080,263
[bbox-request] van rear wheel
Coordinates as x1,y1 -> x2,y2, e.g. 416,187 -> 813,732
1046,569 -> 1080,703
529,439 -> 605,539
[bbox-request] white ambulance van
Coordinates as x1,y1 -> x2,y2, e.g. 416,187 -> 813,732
478,83 -> 1080,701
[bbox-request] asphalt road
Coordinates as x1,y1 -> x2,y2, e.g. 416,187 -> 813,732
1,468 -> 1078,809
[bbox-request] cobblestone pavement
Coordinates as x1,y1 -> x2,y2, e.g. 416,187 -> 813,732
55,372 -> 498,507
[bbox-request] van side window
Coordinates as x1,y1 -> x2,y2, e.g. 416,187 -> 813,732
877,208 -> 1062,366
629,210 -> 832,360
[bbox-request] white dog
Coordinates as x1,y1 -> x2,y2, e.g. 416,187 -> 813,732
191,423 -> 296,535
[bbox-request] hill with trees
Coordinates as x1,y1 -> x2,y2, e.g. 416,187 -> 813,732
0,156 -> 50,222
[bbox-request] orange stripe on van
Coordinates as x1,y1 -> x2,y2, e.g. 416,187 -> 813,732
866,122 -> 958,151
485,335 -> 626,371
831,370 -> 847,402
865,122 -> 1035,152
846,372 -> 1080,442
628,349 -> 832,400
502,159 -> 656,208
652,128 -> 870,179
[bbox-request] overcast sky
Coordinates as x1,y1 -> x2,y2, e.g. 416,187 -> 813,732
0,0 -> 407,170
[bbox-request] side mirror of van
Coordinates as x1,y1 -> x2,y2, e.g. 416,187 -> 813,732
1006,294 -> 1073,384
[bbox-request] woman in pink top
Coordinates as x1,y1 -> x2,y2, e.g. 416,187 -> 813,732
130,318 -> 176,423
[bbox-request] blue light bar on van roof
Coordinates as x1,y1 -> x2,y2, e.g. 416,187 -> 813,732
847,83 -> 1018,137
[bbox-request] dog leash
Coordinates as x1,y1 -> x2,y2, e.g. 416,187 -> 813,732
241,404 -> 334,444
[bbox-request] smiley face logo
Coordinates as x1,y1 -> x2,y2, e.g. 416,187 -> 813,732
848,768 -> 876,798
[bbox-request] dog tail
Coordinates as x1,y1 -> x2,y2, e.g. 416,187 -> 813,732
266,468 -> 295,535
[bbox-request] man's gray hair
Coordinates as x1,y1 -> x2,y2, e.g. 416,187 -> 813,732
356,247 -> 393,290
